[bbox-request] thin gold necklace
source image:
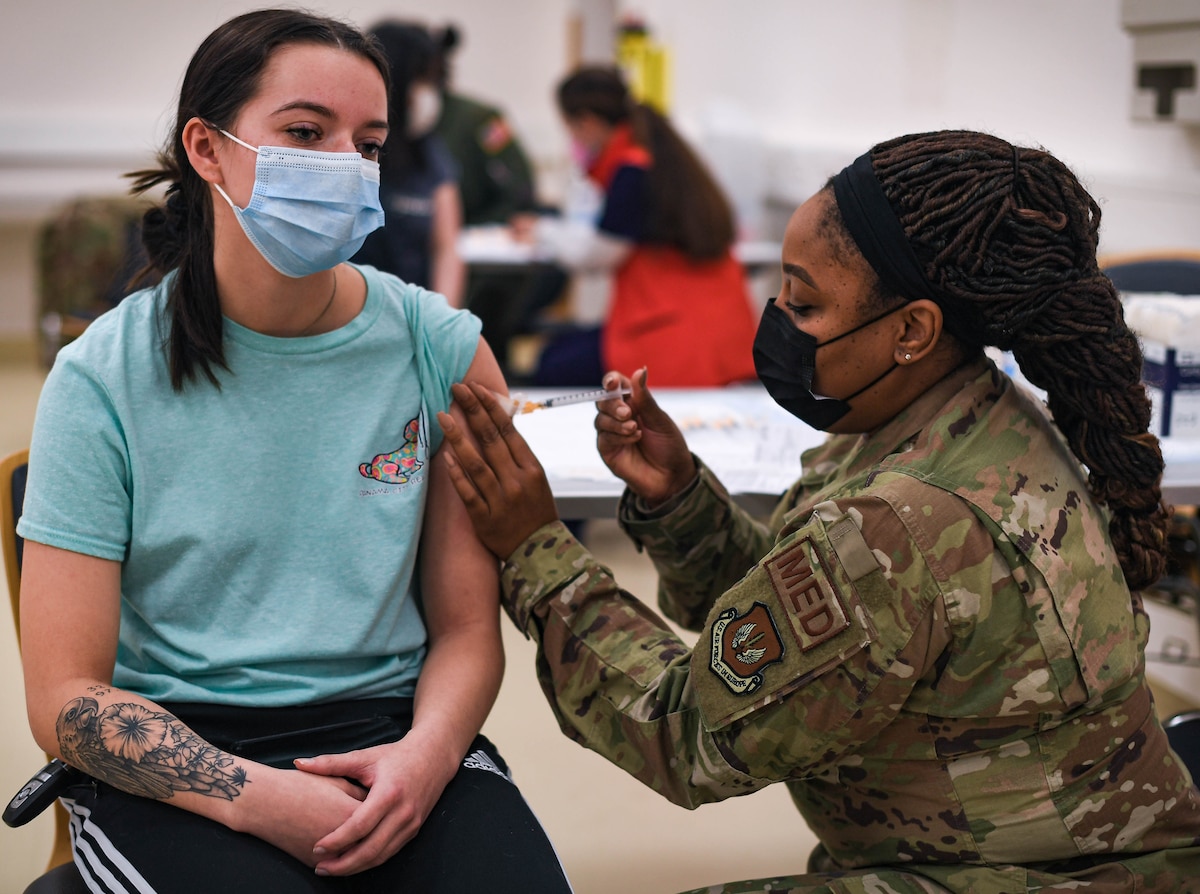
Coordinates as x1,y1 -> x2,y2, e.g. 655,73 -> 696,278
299,270 -> 338,337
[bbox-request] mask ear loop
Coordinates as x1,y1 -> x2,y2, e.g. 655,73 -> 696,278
212,182 -> 243,213
201,121 -> 261,155
813,301 -> 906,404
201,123 -> 260,213
815,300 -> 908,350
837,359 -> 899,405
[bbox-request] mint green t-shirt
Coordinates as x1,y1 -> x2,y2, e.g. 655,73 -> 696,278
19,265 -> 482,706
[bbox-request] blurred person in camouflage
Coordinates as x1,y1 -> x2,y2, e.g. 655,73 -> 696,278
437,129 -> 1200,893
432,24 -> 536,229
430,24 -> 553,380
352,21 -> 466,306
36,196 -> 151,364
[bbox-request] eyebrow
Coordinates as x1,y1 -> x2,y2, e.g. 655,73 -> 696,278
782,262 -> 818,289
273,101 -> 389,132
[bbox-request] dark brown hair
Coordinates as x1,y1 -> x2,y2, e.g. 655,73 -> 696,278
855,129 -> 1168,590
367,21 -> 439,175
556,66 -> 734,260
128,9 -> 390,390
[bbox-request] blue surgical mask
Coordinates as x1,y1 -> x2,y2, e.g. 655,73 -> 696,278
212,129 -> 384,278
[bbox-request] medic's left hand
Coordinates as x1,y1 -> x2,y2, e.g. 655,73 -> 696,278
436,381 -> 559,560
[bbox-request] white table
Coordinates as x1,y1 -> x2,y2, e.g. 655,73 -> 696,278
513,386 -> 818,518
1162,439 -> 1200,505
515,386 -> 1200,519
458,225 -> 781,277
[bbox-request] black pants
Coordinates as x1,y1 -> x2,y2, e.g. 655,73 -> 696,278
61,699 -> 573,893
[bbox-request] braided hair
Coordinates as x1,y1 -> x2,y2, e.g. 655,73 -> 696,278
868,130 -> 1169,590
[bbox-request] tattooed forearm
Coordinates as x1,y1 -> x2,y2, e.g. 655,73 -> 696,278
56,696 -> 249,801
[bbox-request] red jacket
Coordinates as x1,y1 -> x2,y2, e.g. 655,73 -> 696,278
586,126 -> 759,387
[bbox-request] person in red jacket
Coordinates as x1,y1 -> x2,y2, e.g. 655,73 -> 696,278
534,66 -> 759,387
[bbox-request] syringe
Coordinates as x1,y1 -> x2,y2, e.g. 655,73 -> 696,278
494,387 -> 633,416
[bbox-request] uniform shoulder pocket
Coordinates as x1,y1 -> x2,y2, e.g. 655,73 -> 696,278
691,501 -> 884,731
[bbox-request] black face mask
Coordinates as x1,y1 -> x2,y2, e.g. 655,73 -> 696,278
753,297 -> 903,430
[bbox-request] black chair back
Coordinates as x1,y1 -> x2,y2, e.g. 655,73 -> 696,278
11,459 -> 25,572
1104,258 -> 1200,295
1165,710 -> 1200,781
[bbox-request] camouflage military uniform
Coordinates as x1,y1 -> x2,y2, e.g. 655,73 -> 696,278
500,358 -> 1200,893
37,196 -> 151,366
435,92 -> 543,378
435,93 -> 535,227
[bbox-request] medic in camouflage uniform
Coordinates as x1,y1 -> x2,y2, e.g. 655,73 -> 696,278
439,130 -> 1200,893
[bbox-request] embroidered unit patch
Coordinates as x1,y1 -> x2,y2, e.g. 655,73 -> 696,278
766,537 -> 850,652
708,602 -> 785,695
480,117 -> 513,154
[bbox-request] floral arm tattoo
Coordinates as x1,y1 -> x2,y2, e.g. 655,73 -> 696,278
56,689 -> 248,801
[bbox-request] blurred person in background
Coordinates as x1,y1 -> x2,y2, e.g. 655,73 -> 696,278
433,24 -> 537,229
353,21 -> 465,307
532,65 -> 759,388
431,23 -> 554,379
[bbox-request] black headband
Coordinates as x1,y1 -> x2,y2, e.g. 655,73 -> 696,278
831,152 -> 979,345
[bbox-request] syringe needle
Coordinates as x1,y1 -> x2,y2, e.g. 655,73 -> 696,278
491,387 -> 632,416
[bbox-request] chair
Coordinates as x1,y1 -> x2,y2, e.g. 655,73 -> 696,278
2,450 -> 27,623
35,196 -> 151,368
1165,710 -> 1200,782
2,449 -> 87,893
1100,249 -> 1200,296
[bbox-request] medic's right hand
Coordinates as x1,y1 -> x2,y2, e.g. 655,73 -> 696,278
595,368 -> 697,508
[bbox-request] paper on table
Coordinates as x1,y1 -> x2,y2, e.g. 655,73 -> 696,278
513,387 -> 825,499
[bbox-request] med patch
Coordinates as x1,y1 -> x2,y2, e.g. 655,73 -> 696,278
766,537 -> 849,652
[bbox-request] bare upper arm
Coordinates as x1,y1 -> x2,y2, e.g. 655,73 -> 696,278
431,182 -> 463,254
19,540 -> 122,746
420,337 -> 507,636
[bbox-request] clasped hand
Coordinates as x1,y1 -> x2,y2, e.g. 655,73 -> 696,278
267,734 -> 453,876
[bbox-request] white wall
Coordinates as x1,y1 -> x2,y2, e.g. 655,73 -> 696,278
0,0 -> 573,338
0,0 -> 572,223
640,0 -> 1200,252
1,0 -> 1198,339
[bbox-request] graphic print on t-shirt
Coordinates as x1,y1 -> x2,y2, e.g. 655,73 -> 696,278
359,416 -> 423,484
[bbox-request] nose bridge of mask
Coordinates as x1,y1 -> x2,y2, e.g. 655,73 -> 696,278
219,127 -> 379,187
754,298 -> 818,385
252,151 -> 378,211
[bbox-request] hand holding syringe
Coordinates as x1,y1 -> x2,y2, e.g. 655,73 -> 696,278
494,386 -> 633,416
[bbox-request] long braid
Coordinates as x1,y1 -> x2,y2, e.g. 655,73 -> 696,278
870,130 -> 1169,590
